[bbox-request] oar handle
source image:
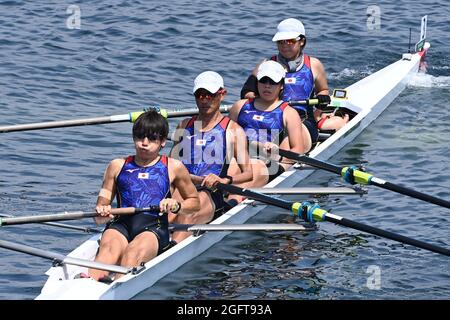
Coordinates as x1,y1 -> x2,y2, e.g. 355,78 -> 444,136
0,206 -> 161,226
289,99 -> 319,106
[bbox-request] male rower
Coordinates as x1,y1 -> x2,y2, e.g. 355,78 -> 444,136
169,71 -> 253,243
88,110 -> 200,282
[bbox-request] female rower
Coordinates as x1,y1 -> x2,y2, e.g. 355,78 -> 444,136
240,18 -> 349,139
229,60 -> 304,187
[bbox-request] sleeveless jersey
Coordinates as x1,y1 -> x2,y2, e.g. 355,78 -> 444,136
237,98 -> 289,144
181,116 -> 230,177
116,155 -> 170,217
272,54 -> 315,119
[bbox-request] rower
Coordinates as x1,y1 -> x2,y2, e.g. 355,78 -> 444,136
228,60 -> 304,187
169,71 -> 253,243
88,110 -> 200,282
240,18 -> 349,141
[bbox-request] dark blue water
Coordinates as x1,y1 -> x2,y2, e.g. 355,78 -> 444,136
0,0 -> 449,300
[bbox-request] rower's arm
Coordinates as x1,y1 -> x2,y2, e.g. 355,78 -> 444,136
189,174 -> 205,185
169,158 -> 200,215
228,122 -> 253,185
96,159 -> 122,206
283,107 -> 306,158
310,56 -> 329,96
94,158 -> 123,224
228,99 -> 246,122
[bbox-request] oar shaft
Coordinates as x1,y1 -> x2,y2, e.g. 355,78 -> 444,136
0,115 -> 128,133
218,183 -> 291,210
0,105 -> 231,133
249,187 -> 366,195
0,211 -> 98,225
278,149 -> 341,174
372,179 -> 450,210
170,223 -> 316,232
0,239 -> 131,274
324,214 -> 450,256
0,213 -> 100,232
0,206 -> 159,226
218,183 -> 450,257
279,148 -> 450,211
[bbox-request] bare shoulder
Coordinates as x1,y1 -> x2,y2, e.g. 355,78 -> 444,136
109,158 -> 126,170
229,99 -> 247,117
228,118 -> 244,130
167,157 -> 187,174
227,118 -> 246,141
309,56 -> 325,68
104,158 -> 126,179
177,118 -> 191,129
284,106 -> 301,121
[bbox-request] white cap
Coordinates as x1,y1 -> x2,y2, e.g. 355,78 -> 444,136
192,71 -> 224,94
272,18 -> 305,42
256,60 -> 286,83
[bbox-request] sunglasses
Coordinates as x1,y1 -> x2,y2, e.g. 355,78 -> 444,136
277,37 -> 301,45
134,133 -> 162,141
258,77 -> 281,85
194,89 -> 225,100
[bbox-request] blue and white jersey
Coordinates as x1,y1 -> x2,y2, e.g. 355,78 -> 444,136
237,98 -> 289,144
181,116 -> 230,178
272,54 -> 315,119
116,155 -> 170,217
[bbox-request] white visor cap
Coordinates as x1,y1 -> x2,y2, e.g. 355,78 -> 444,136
256,60 -> 286,83
193,71 -> 224,94
272,18 -> 306,42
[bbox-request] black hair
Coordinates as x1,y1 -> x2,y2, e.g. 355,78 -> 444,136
132,109 -> 169,141
299,35 -> 307,50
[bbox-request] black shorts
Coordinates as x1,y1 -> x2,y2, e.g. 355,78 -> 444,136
105,213 -> 170,254
303,117 -> 319,146
196,186 -> 227,221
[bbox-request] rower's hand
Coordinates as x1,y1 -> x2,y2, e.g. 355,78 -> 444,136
315,95 -> 331,110
94,205 -> 114,225
159,199 -> 181,215
263,142 -> 279,154
201,173 -> 229,188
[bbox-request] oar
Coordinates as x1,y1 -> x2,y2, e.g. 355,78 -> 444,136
0,239 -> 140,274
289,98 -> 324,107
277,148 -> 450,210
249,186 -> 366,195
0,105 -> 231,133
0,206 -> 160,226
0,213 -> 101,233
217,183 -> 450,257
169,223 -> 316,232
